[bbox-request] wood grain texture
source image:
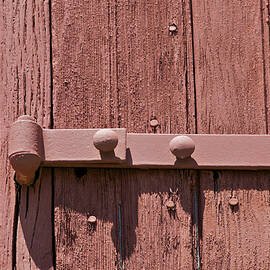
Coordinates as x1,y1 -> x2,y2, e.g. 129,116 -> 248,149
51,0 -> 196,268
17,169 -> 54,270
54,168 -> 121,270
193,0 -> 267,134
119,169 -> 194,270
0,0 -> 53,269
0,41 -> 15,269
199,171 -> 270,270
115,0 -> 195,133
0,6 -> 15,264
54,169 -> 195,270
52,0 -> 195,133
262,0 -> 270,132
52,0 -> 117,129
192,1 -> 270,268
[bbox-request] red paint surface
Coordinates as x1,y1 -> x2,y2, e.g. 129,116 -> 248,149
1,0 -> 270,269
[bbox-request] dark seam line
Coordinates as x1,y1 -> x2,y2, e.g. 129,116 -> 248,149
51,168 -> 56,269
260,0 -> 269,134
48,2 -> 56,269
49,0 -> 54,129
189,0 -> 198,134
12,178 -> 21,270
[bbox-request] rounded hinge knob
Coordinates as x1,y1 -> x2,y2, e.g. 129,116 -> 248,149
169,136 -> 195,159
93,129 -> 118,152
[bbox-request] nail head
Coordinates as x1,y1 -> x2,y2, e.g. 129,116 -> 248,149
169,24 -> 177,33
150,119 -> 159,128
88,216 -> 97,223
166,200 -> 175,209
229,197 -> 239,206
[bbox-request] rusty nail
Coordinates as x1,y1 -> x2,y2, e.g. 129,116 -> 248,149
93,129 -> 118,152
150,119 -> 159,128
169,24 -> 177,33
166,200 -> 175,210
88,216 -> 97,224
229,197 -> 239,206
169,136 -> 195,159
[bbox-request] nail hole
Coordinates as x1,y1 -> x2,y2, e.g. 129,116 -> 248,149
74,168 -> 87,179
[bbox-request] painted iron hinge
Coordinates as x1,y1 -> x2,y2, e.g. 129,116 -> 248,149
8,115 -> 270,185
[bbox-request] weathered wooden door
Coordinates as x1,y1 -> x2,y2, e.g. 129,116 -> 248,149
1,0 -> 270,269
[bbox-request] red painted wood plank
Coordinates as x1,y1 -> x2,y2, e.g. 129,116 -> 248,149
16,169 -> 53,269
199,171 -> 270,269
262,0 -> 270,132
192,0 -> 270,268
51,0 -> 196,268
0,0 -> 54,269
193,0 -> 267,134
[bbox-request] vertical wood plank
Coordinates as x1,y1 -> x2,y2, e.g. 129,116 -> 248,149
1,0 -> 52,268
192,0 -> 270,268
52,0 -> 118,129
51,0 -> 196,268
0,3 -> 15,267
262,0 -> 270,132
54,168 -> 121,269
199,171 -> 270,269
116,0 -> 195,133
0,0 -> 53,269
0,26 -> 15,267
120,169 -> 194,270
17,169 -> 54,270
193,0 -> 267,134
